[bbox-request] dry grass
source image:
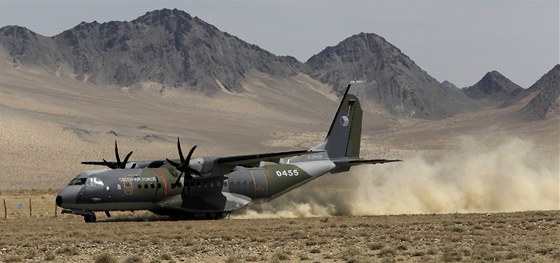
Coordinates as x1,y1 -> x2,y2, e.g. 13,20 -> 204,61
0,191 -> 558,263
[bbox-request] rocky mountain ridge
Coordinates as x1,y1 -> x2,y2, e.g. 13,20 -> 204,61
441,80 -> 459,90
1,9 -> 298,92
516,64 -> 560,120
303,32 -> 477,119
463,70 -> 523,104
0,8 -> 557,120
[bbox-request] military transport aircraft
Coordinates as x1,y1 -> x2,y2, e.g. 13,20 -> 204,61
56,81 -> 400,222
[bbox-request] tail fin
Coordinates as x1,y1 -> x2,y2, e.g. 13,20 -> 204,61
312,81 -> 365,159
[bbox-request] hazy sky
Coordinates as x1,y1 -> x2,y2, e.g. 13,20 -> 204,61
0,0 -> 558,88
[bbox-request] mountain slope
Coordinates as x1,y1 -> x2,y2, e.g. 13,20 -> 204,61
463,71 -> 523,103
1,9 -> 540,121
1,9 -> 299,92
304,33 -> 476,119
441,80 -> 459,90
517,64 -> 560,120
0,26 -> 63,69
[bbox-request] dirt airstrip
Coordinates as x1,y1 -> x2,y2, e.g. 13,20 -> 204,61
0,191 -> 558,263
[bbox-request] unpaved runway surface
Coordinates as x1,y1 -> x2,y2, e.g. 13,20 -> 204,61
1,205 -> 558,262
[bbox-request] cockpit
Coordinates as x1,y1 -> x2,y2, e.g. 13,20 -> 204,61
85,177 -> 105,187
67,176 -> 105,187
68,177 -> 86,185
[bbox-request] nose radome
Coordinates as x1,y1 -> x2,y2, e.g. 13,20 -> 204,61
56,195 -> 63,206
56,186 -> 80,208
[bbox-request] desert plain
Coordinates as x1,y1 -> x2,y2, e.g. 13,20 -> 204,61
0,57 -> 559,262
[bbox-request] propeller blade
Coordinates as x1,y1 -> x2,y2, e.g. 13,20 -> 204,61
121,151 -> 134,168
103,159 -> 115,169
114,140 -> 121,165
173,171 -> 184,188
179,145 -> 197,171
166,158 -> 180,167
98,141 -> 133,169
186,145 -> 197,163
177,138 -> 185,163
169,139 -> 199,189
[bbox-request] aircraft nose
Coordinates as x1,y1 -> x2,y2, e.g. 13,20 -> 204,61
56,195 -> 63,206
56,186 -> 80,208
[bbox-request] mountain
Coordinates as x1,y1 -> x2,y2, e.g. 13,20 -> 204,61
303,33 -> 476,119
517,65 -> 560,120
1,9 -> 540,120
0,9 -> 298,92
441,80 -> 459,90
463,71 -> 523,103
0,26 -> 63,68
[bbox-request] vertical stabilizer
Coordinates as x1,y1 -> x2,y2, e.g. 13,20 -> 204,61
315,81 -> 365,159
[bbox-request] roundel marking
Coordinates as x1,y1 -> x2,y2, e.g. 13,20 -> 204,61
340,115 -> 349,127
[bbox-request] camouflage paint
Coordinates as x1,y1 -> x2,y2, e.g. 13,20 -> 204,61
56,81 -> 401,222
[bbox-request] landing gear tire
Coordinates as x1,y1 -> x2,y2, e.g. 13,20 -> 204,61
84,214 -> 97,223
220,212 -> 231,219
206,212 -> 230,220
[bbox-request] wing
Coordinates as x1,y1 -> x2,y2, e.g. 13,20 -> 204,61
81,160 -> 166,169
215,149 -> 317,167
346,159 -> 402,165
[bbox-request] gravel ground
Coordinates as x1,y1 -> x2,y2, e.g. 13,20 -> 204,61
1,209 -> 558,263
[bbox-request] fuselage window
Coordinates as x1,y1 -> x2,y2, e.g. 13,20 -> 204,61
150,183 -> 155,189
157,183 -> 162,189
138,184 -> 142,189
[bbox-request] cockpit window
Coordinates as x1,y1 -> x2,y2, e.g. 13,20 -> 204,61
85,177 -> 104,187
68,177 -> 87,185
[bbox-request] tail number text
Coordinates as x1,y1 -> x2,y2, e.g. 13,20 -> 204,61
276,169 -> 299,177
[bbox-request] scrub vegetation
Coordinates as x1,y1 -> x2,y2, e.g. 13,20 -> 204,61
1,191 -> 559,262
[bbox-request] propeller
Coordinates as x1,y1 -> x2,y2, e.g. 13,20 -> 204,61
103,140 -> 133,169
166,138 -> 200,188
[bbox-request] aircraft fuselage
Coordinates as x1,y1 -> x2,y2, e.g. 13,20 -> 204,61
56,160 -> 335,214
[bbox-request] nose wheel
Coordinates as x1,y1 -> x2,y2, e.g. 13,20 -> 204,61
62,209 -> 97,223
83,213 -> 97,223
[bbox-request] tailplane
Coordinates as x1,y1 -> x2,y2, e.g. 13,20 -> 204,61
289,80 -> 400,167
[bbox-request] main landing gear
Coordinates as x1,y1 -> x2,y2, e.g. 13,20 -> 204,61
166,211 -> 230,220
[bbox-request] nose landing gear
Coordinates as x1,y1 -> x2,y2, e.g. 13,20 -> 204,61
84,213 -> 97,223
61,209 -> 97,223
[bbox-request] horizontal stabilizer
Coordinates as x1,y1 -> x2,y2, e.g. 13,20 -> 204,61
334,158 -> 402,166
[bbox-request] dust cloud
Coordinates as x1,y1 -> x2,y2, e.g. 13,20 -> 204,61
234,136 -> 559,219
